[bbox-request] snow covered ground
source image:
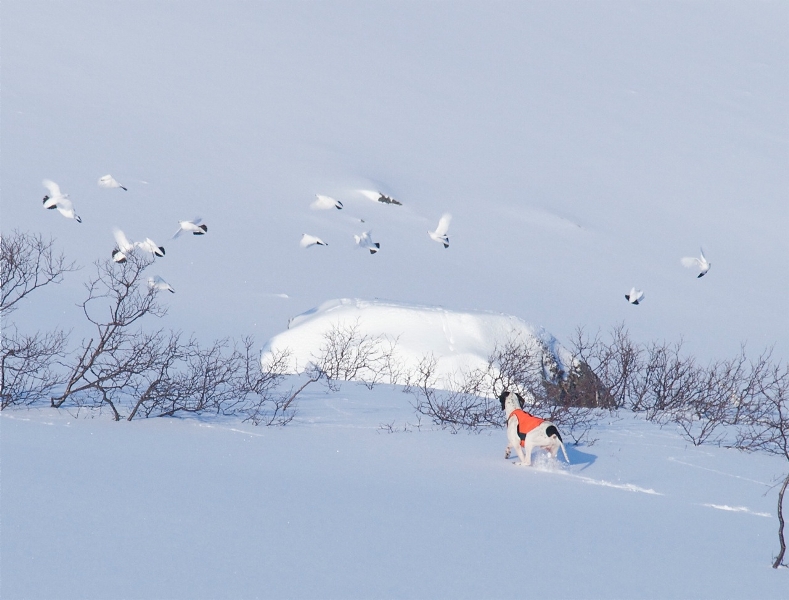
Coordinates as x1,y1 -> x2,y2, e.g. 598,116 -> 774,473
2,1 -> 788,598
2,1 -> 787,360
262,298 -> 572,387
2,384 -> 788,599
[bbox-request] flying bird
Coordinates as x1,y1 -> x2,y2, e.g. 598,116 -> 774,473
311,194 -> 343,210
135,237 -> 165,258
300,233 -> 328,248
428,213 -> 452,248
354,231 -> 380,254
681,248 -> 711,278
377,193 -> 402,206
42,180 -> 82,223
111,229 -> 165,263
148,276 -> 175,293
625,288 -> 645,305
359,189 -> 403,206
98,174 -> 127,191
111,228 -> 135,263
172,217 -> 207,239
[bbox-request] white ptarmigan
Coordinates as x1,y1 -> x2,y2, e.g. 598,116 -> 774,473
147,276 -> 175,293
428,213 -> 451,248
98,174 -> 128,191
172,217 -> 208,239
681,248 -> 711,278
112,229 -> 165,262
300,233 -> 328,248
135,237 -> 166,258
42,180 -> 82,223
111,228 -> 135,263
311,194 -> 343,210
625,287 -> 645,305
354,231 -> 380,254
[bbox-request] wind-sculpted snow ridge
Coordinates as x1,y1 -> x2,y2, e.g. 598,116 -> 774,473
260,298 -> 573,390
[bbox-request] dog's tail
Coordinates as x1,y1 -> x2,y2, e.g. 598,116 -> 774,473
558,439 -> 570,464
546,424 -> 570,464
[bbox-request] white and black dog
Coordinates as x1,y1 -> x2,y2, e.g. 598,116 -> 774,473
500,390 -> 569,466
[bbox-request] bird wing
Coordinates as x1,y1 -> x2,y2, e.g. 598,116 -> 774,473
300,234 -> 314,248
681,257 -> 700,269
98,175 -> 114,188
56,197 -> 75,212
171,226 -> 184,239
355,231 -> 372,247
135,238 -> 154,252
699,248 -> 708,266
312,195 -> 336,210
113,228 -> 133,251
435,213 -> 452,236
358,190 -> 380,202
192,217 -> 202,226
42,179 -> 62,197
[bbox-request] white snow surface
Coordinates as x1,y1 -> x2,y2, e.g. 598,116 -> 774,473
2,1 -> 789,598
2,1 -> 786,360
2,388 -> 788,599
262,298 -> 571,387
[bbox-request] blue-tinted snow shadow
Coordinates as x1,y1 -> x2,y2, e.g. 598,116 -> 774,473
566,445 -> 597,470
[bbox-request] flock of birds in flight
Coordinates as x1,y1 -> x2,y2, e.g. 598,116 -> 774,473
40,177 -> 453,297
299,191 -> 451,252
41,176 -> 208,294
41,176 -> 709,303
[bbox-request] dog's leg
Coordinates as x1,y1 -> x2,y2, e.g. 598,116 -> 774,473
547,438 -> 560,459
518,438 -> 533,466
506,418 -> 520,462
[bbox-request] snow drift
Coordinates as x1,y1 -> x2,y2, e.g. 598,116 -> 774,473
260,298 -> 572,388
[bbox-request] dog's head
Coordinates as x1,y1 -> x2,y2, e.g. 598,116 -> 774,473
499,390 -> 525,412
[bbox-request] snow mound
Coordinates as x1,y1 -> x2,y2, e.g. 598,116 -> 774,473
260,298 -> 572,389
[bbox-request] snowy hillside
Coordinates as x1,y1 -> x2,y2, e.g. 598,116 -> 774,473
261,298 -> 572,387
2,1 -> 789,598
1,1 -> 787,361
3,386 -> 788,599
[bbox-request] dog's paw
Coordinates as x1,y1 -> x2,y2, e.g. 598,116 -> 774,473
504,449 -> 511,459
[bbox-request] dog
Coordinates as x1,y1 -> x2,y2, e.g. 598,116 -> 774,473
499,390 -> 569,466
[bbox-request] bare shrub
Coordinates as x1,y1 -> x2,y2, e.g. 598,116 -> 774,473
408,354 -> 500,432
1,326 -> 68,409
312,320 -> 399,390
405,333 -> 606,443
124,336 -> 303,426
1,230 -> 77,314
734,361 -> 789,568
485,335 -> 545,400
1,231 -> 76,408
238,342 -> 301,426
51,254 -> 165,415
568,325 -> 640,409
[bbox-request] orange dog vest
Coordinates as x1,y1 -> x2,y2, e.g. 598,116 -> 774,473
509,409 -> 544,446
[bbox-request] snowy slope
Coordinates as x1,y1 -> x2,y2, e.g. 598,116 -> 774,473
2,387 -> 788,599
1,1 -> 787,361
2,2 -> 789,598
261,298 -> 572,386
